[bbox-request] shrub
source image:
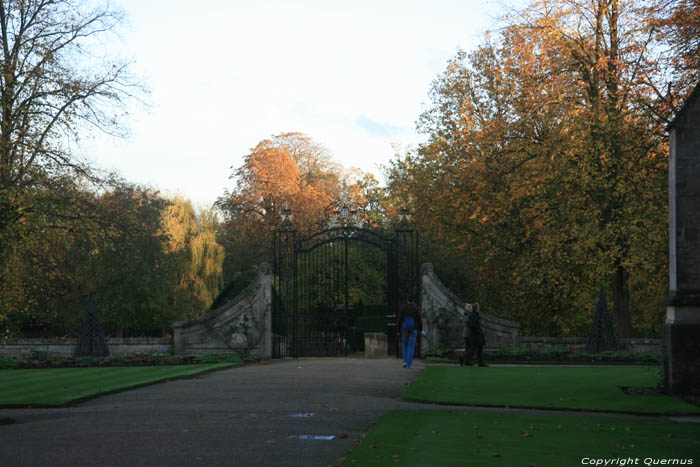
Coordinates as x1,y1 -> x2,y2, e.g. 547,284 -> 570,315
106,354 -> 130,364
546,347 -> 568,359
226,352 -> 244,364
196,353 -> 224,363
74,356 -> 98,366
161,355 -> 181,364
30,349 -> 49,361
0,355 -> 17,369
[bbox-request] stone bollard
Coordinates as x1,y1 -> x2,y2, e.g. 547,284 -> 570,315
364,333 -> 388,358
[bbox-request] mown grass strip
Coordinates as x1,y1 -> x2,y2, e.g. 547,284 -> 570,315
402,366 -> 700,414
0,363 -> 237,407
344,410 -> 700,467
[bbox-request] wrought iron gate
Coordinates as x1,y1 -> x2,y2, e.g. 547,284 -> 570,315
272,204 -> 419,358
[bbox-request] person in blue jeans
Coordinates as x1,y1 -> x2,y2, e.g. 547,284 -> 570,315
397,294 -> 421,368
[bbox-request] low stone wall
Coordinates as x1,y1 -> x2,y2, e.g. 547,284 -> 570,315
364,333 -> 387,359
421,263 -> 521,355
0,337 -> 171,357
517,336 -> 662,353
172,263 -> 272,359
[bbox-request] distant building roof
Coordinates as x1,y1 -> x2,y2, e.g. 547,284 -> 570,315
669,82 -> 700,129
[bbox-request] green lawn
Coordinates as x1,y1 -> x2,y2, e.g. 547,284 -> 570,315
0,363 -> 237,406
343,410 -> 700,466
402,365 -> 700,414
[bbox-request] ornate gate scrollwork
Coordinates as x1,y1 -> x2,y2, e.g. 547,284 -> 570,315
272,203 -> 419,358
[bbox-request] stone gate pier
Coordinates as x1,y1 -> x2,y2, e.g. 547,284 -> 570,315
172,264 -> 272,359
420,263 -> 520,354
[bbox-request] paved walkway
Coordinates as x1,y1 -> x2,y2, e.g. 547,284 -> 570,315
2,359 -> 698,467
2,358 -> 427,467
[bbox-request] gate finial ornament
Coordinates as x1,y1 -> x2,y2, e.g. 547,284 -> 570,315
280,202 -> 294,226
398,207 -> 412,224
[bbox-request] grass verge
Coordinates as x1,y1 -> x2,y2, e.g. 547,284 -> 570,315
343,410 -> 700,466
0,363 -> 237,407
402,366 -> 700,414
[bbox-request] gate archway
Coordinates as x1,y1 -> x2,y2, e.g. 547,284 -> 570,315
272,204 -> 419,358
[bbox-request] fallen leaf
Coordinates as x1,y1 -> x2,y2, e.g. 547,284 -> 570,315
528,464 -> 537,467
353,439 -> 360,446
476,433 -> 484,439
492,453 -> 501,457
625,426 -> 631,431
339,433 -> 348,439
369,444 -> 376,449
473,426 -> 479,430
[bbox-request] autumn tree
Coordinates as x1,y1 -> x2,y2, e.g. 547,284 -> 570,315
388,0 -> 671,337
0,0 -> 142,310
653,0 -> 700,100
0,0 -> 139,215
0,181 -> 186,337
216,133 -> 343,275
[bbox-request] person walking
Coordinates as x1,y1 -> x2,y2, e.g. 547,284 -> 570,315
460,302 -> 487,367
397,294 -> 421,369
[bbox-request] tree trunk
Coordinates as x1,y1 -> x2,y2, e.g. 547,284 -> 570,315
613,261 -> 633,338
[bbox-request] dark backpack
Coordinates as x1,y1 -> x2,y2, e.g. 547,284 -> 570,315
401,316 -> 415,331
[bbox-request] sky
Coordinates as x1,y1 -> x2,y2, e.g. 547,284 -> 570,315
82,0 -> 518,208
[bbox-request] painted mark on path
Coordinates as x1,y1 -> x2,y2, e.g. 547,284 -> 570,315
287,435 -> 335,440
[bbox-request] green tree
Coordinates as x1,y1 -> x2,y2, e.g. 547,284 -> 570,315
162,196 -> 225,317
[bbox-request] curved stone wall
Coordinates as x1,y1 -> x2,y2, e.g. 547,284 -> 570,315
172,263 -> 272,359
421,263 -> 520,355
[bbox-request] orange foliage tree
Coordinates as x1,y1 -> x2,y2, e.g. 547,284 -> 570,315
215,133 -> 343,275
388,0 -> 679,337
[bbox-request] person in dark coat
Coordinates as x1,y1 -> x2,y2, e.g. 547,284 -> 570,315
460,302 -> 487,367
397,294 -> 421,369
